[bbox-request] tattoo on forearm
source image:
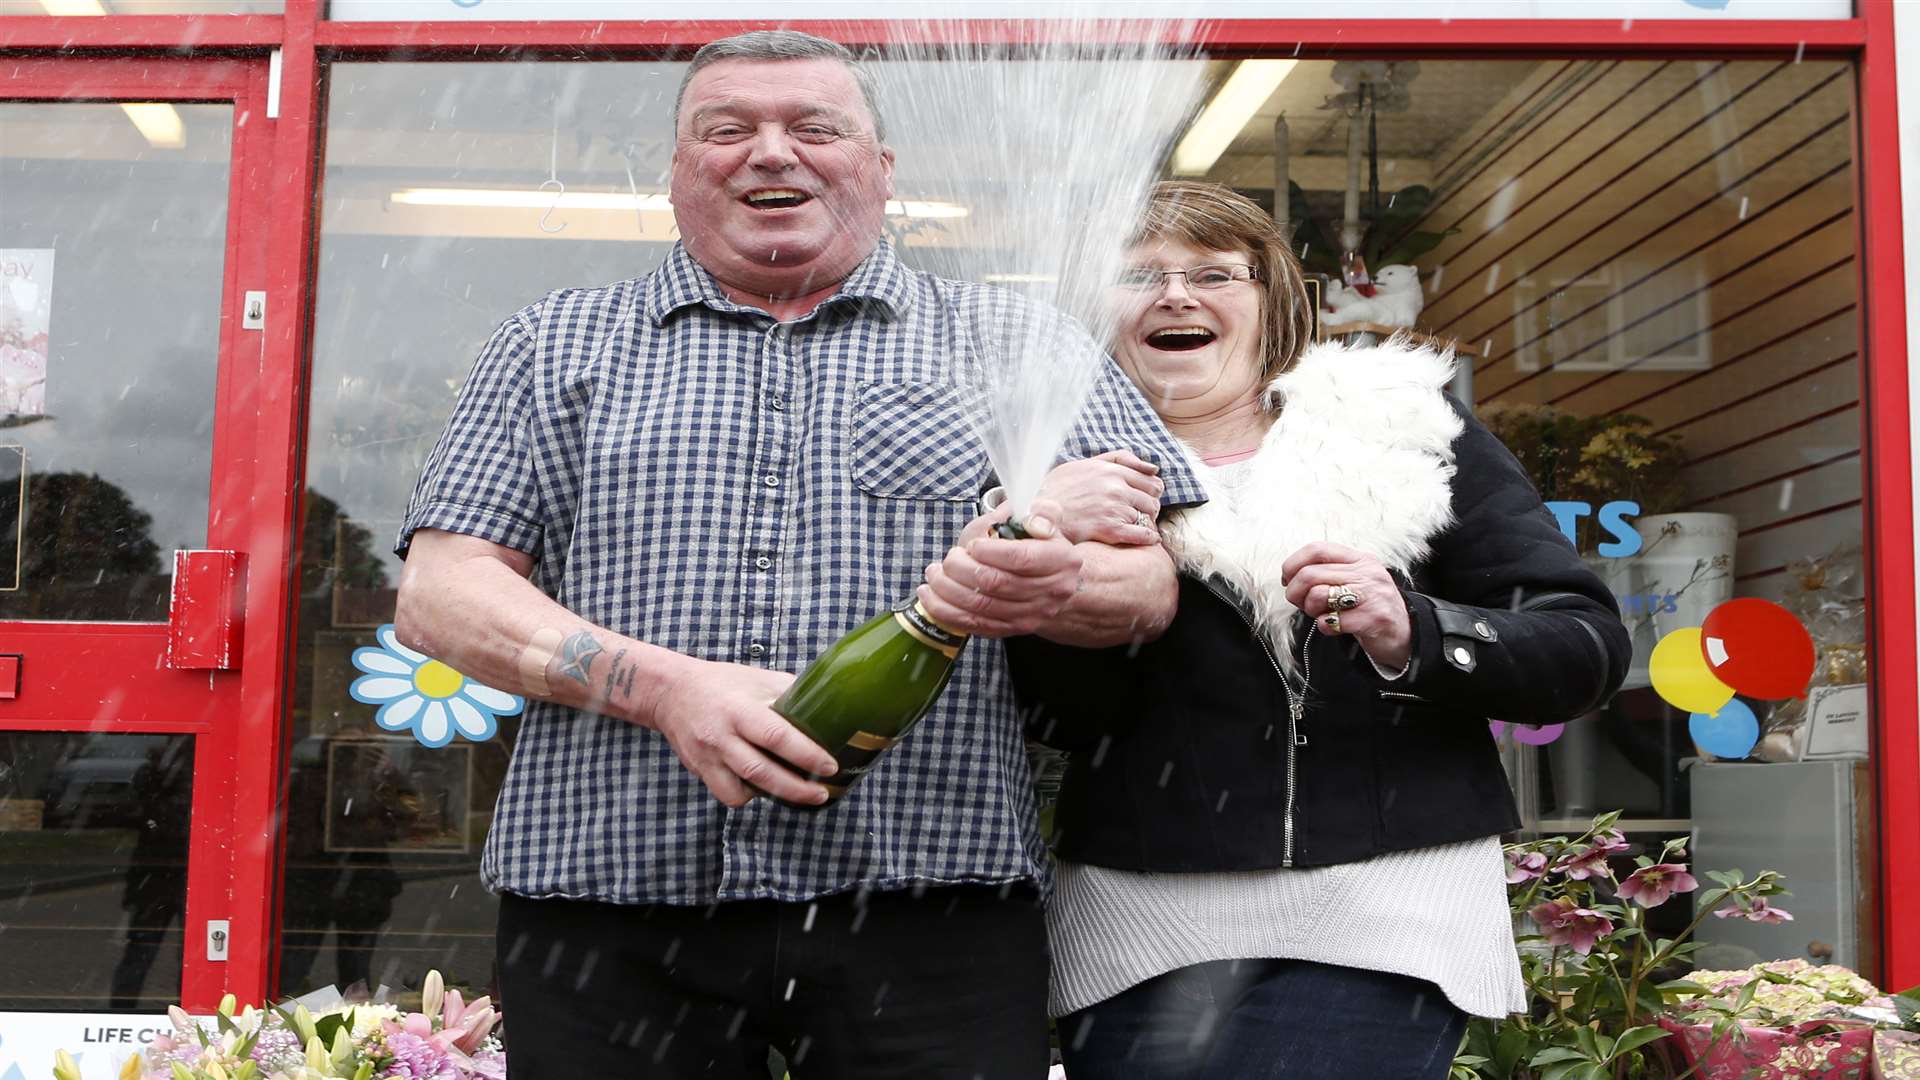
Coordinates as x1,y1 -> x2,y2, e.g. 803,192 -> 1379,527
601,648 -> 628,702
556,632 -> 604,686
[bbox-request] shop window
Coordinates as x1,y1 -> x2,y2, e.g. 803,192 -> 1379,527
0,732 -> 194,1011
0,103 -> 228,622
294,53 -> 1873,995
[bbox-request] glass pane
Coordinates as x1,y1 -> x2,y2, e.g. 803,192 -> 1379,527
1192,57 -> 1869,968
0,732 -> 194,1011
0,103 -> 231,621
0,2 -> 281,12
301,54 -> 1876,994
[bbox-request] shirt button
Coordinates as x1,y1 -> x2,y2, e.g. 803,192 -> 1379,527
749,643 -> 767,657
768,393 -> 787,410
755,556 -> 772,570
765,474 -> 780,487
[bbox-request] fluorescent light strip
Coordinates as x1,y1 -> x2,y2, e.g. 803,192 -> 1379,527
390,188 -> 968,219
37,0 -> 109,13
120,103 -> 186,149
1172,59 -> 1297,177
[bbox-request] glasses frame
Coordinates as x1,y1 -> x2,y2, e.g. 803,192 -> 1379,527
1115,263 -> 1262,292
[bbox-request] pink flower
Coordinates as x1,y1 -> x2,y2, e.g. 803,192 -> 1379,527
1593,829 -> 1632,854
1505,850 -> 1549,884
1712,896 -> 1796,924
1528,896 -> 1615,955
1615,863 -> 1699,908
1554,844 -> 1614,881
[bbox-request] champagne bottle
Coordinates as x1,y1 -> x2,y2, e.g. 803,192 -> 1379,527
770,596 -> 969,802
770,520 -> 1027,804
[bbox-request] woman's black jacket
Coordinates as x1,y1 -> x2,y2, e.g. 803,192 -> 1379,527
1007,398 -> 1633,873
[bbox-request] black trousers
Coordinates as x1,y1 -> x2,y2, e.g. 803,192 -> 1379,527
497,884 -> 1049,1080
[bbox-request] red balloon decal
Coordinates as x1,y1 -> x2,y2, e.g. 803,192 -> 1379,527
1698,598 -> 1815,700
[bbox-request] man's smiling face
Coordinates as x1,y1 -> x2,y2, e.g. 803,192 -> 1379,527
670,57 -> 896,301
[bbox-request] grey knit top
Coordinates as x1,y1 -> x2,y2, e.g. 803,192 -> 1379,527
1043,459 -> 1528,1020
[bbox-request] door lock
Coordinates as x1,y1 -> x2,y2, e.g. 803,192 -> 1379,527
207,919 -> 230,962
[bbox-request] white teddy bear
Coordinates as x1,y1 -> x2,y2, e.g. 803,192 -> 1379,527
1321,263 -> 1426,330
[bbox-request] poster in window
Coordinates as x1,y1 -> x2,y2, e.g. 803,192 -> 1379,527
323,736 -> 472,854
0,249 -> 53,418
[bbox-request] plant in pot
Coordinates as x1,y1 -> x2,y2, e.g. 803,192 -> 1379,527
1478,403 -> 1725,690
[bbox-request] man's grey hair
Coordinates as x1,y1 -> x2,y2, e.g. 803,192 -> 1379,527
673,29 -> 887,142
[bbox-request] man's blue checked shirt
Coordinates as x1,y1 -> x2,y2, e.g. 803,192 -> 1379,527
400,240 -> 1204,905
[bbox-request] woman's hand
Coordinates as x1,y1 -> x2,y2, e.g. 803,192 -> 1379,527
1034,450 -> 1164,546
1281,542 -> 1412,674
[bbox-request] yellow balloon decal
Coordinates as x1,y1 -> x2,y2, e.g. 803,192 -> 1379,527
1650,627 -> 1736,714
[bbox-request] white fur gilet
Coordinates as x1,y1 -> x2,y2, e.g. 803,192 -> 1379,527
1158,336 -> 1464,672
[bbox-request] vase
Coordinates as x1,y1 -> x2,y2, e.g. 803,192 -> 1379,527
1588,512 -> 1737,692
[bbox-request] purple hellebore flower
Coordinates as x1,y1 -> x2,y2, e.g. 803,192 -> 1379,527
1505,850 -> 1550,884
1712,896 -> 1795,923
1593,829 -> 1632,854
1615,863 -> 1699,908
1554,844 -> 1613,881
1528,896 -> 1615,955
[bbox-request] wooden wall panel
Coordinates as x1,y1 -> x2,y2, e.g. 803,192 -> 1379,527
1412,59 -> 1862,592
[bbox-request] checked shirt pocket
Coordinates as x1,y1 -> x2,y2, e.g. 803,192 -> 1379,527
851,381 -> 990,502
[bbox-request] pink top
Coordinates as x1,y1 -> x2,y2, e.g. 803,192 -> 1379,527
1200,447 -> 1261,467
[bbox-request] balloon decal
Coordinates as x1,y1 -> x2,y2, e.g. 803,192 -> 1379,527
1644,597 -> 1814,761
1688,698 -> 1761,760
1649,628 -> 1735,715
1700,598 -> 1816,700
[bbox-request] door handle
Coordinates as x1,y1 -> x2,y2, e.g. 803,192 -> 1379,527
165,550 -> 247,670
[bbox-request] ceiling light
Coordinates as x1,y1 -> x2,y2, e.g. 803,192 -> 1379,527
983,273 -> 1057,284
1172,59 -> 1297,177
120,103 -> 185,149
36,0 -> 109,13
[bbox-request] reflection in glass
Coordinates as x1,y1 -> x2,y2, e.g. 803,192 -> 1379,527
0,732 -> 194,1011
0,102 -> 229,621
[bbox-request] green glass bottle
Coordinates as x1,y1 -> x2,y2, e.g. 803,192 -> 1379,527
771,596 -> 970,802
771,520 -> 1027,804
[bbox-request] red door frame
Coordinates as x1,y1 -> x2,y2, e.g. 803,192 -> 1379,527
0,55 -> 281,1010
3,1 -> 1912,1001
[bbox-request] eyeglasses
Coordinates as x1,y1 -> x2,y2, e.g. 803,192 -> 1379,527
1114,263 -> 1260,291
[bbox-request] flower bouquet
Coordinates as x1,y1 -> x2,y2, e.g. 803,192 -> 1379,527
52,971 -> 504,1080
1659,959 -> 1920,1080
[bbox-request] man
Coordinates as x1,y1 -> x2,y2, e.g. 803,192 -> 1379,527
394,30 -> 1202,1079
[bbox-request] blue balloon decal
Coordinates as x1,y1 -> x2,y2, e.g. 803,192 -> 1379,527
1689,698 -> 1761,759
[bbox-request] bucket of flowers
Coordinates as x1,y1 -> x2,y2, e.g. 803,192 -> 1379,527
51,971 -> 503,1080
1660,959 -> 1920,1080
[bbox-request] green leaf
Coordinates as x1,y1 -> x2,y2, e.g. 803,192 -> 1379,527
1530,1046 -> 1591,1066
1612,1026 -> 1671,1057
170,1064 -> 196,1080
1660,979 -> 1711,995
1572,1026 -> 1601,1059
1493,1022 -> 1531,1077
312,1009 -> 350,1049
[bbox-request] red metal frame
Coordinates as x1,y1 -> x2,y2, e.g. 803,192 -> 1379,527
2,0 -> 1913,1003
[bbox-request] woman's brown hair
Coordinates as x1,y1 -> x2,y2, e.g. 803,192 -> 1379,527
1129,180 -> 1315,381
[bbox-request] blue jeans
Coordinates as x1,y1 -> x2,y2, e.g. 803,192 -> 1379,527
1058,958 -> 1467,1080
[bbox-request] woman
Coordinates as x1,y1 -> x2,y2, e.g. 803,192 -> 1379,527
1008,181 -> 1631,1079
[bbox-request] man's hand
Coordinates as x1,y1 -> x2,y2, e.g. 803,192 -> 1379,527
1035,450 -> 1164,546
918,498 -> 1084,638
641,656 -> 837,808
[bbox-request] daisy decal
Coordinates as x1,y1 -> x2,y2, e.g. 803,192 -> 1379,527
350,624 -> 524,748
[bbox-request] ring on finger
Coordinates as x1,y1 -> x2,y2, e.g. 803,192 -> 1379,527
1323,612 -> 1342,634
1328,583 -> 1363,611
1133,512 -> 1151,528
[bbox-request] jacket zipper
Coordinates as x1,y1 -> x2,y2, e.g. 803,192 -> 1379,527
1201,579 -> 1310,868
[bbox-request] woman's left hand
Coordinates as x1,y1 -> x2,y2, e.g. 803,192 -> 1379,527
1281,542 -> 1412,674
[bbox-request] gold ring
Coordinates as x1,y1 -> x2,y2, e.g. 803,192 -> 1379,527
1323,612 -> 1342,634
1329,584 -> 1363,611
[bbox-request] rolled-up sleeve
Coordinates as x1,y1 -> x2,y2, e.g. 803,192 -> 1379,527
1061,357 -> 1208,511
395,305 -> 546,560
